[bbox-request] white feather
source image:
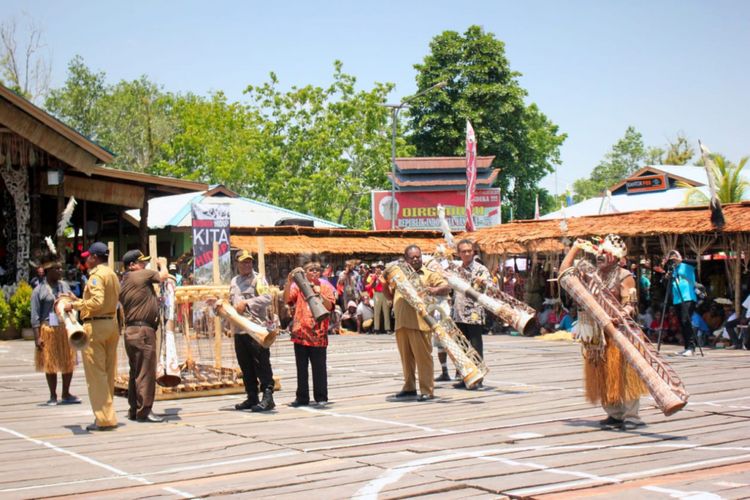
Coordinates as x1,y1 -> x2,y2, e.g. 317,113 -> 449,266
57,196 -> 77,236
44,236 -> 57,256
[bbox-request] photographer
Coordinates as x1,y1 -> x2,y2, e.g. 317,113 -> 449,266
660,250 -> 698,356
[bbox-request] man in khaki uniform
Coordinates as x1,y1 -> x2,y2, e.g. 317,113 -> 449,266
65,242 -> 121,431
383,245 -> 449,401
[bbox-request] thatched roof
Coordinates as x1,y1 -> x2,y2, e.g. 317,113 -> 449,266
231,226 -> 443,255
466,202 -> 750,255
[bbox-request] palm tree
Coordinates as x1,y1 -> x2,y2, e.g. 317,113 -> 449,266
680,154 -> 750,206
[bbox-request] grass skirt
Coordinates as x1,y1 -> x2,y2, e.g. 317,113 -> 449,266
584,334 -> 648,406
34,324 -> 76,374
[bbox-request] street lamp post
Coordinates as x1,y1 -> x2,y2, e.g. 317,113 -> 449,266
384,80 -> 447,229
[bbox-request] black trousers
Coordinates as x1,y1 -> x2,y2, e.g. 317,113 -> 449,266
677,300 -> 696,351
294,343 -> 327,403
124,325 -> 157,419
234,334 -> 274,399
456,322 -> 484,359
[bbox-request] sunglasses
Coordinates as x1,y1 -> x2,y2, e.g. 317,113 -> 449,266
306,267 -> 322,273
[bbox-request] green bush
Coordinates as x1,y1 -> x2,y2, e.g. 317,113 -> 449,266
10,281 -> 33,330
0,293 -> 9,332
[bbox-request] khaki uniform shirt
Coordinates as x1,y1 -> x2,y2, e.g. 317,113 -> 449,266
391,266 -> 446,332
73,264 -> 120,319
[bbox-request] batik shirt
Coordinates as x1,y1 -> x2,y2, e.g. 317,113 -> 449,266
451,260 -> 492,325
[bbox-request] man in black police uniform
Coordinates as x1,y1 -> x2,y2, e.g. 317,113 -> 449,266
120,249 -> 167,422
230,250 -> 275,412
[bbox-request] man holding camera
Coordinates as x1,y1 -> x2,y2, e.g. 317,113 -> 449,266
663,250 -> 698,356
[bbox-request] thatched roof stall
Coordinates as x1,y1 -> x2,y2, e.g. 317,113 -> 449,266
232,226 -> 443,255
468,202 -> 750,255
466,202 -> 750,315
231,226 -> 444,285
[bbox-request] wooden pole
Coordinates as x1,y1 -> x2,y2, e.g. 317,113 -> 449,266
183,306 -> 193,366
149,235 -> 158,270
107,241 -> 115,269
213,240 -> 222,369
56,168 -> 65,255
139,188 -> 149,253
735,248 -> 742,319
82,200 -> 88,251
257,236 -> 266,279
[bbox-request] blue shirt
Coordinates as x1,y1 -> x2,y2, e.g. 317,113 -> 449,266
559,314 -> 577,332
671,262 -> 697,304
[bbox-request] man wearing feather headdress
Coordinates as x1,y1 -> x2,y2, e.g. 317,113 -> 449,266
560,234 -> 648,430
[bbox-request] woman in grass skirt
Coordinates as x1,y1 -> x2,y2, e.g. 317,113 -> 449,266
31,257 -> 80,406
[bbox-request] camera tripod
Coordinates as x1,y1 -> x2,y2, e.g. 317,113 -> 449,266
656,267 -> 704,357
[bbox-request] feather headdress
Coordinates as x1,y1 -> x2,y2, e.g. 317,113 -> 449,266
44,236 -> 57,256
57,196 -> 77,236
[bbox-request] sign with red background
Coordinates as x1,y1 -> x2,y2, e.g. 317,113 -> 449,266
371,189 -> 501,230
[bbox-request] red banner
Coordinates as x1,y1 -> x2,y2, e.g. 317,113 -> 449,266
371,189 -> 501,230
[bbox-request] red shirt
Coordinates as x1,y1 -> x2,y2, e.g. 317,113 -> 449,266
287,280 -> 335,347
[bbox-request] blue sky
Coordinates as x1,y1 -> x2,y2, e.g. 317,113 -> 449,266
6,0 -> 749,194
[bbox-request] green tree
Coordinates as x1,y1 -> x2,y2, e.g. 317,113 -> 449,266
681,154 -> 749,205
663,134 -> 694,165
242,62 -> 396,227
573,126 -> 645,201
408,26 -> 566,220
45,58 -> 174,172
97,76 -> 176,171
45,55 -> 106,138
154,91 -> 267,193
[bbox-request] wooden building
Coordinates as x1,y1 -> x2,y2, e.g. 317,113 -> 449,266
0,84 -> 205,282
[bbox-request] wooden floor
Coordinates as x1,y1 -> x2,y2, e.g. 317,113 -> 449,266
1,333 -> 749,499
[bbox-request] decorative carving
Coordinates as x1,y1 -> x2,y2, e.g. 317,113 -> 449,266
0,154 -> 30,283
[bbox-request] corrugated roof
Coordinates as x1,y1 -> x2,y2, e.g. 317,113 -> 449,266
543,187 -> 708,219
125,191 -> 344,229
467,202 -> 750,255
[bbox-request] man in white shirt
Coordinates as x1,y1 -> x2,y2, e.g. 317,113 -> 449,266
356,295 -> 374,334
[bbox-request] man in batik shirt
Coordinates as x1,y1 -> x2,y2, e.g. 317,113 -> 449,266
451,239 -> 492,389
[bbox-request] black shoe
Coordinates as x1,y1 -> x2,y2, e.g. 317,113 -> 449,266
235,398 -> 259,410
466,380 -> 483,391
289,399 -> 310,407
86,422 -> 116,432
417,394 -> 435,402
453,381 -> 466,389
127,410 -> 136,421
137,412 -> 164,423
435,372 -> 451,382
251,388 -> 275,412
393,390 -> 418,399
599,416 -> 623,428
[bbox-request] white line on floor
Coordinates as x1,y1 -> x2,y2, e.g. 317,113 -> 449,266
0,425 -> 198,498
642,485 -> 722,499
353,443 -> 750,499
295,406 -> 456,434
